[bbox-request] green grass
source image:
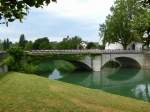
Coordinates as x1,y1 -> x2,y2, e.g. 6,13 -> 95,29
0,72 -> 150,112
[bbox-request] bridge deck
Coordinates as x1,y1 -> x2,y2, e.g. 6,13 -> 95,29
25,50 -> 143,55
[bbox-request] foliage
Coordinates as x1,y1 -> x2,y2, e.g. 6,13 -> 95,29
6,45 -> 24,70
19,34 -> 27,49
0,40 -> 3,50
98,45 -> 105,50
8,45 -> 24,61
142,0 -> 150,7
32,37 -> 51,49
99,0 -> 147,49
21,55 -> 83,74
3,56 -> 15,68
57,36 -> 82,49
86,42 -> 98,49
2,38 -> 12,50
24,41 -> 33,50
131,7 -> 150,48
0,0 -> 56,25
35,60 -> 76,74
22,63 -> 38,73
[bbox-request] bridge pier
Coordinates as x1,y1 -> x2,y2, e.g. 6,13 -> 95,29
144,54 -> 150,69
92,56 -> 102,71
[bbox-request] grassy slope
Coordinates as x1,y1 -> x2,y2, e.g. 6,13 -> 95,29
0,72 -> 150,112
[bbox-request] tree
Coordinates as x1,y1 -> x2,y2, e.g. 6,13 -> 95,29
99,0 -> 146,49
141,0 -> 150,6
19,34 -> 27,49
4,45 -> 24,71
57,36 -> 82,49
0,0 -> 56,25
131,4 -> 150,49
0,40 -> 3,50
33,37 -> 51,49
2,38 -> 12,50
25,41 -> 33,50
86,42 -> 98,49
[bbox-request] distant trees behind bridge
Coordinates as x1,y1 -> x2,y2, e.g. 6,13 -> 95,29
0,34 -> 103,51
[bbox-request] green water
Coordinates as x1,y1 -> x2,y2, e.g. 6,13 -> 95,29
49,68 -> 150,102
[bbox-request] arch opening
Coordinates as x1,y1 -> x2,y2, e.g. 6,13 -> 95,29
115,57 -> 141,69
102,60 -> 121,69
67,60 -> 92,71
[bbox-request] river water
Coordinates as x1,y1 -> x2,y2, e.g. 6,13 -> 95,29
48,68 -> 150,102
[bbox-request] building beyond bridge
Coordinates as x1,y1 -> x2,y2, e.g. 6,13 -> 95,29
26,50 -> 150,71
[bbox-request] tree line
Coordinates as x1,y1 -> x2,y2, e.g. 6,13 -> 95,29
0,35 -> 103,51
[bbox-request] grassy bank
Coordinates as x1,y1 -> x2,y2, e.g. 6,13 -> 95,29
0,72 -> 150,112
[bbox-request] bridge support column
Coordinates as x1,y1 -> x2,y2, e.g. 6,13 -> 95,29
92,55 -> 102,71
144,54 -> 150,69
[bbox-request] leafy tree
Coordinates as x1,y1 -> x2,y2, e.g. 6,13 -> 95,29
25,41 -> 33,50
86,42 -> 98,49
50,41 -> 58,49
131,4 -> 150,49
99,0 -> 146,49
0,40 -> 3,50
33,37 -> 51,49
0,0 -> 56,25
57,36 -> 82,49
142,0 -> 150,6
2,38 -> 12,50
19,34 -> 27,49
5,45 -> 24,71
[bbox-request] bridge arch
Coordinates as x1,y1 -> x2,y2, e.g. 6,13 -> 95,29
67,60 -> 92,71
101,54 -> 142,69
115,57 -> 141,69
102,60 -> 121,69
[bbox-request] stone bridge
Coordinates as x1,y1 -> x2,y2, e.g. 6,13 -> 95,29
26,50 -> 149,71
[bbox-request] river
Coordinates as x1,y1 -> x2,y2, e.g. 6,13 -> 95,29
48,68 -> 150,102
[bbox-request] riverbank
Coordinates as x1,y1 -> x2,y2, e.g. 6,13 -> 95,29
0,72 -> 150,112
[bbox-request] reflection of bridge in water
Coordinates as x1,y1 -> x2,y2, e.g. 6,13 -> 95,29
80,69 -> 144,89
73,68 -> 150,101
26,50 -> 150,71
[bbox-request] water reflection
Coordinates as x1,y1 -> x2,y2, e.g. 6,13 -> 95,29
48,68 -> 150,102
132,83 -> 150,101
107,68 -> 140,81
48,69 -> 62,80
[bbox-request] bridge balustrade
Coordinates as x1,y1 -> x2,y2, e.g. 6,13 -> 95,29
24,49 -> 144,55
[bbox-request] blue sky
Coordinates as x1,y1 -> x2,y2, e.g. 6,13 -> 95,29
0,0 -> 114,42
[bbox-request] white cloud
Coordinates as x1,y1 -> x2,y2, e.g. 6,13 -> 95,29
45,0 -> 114,23
0,0 -> 115,42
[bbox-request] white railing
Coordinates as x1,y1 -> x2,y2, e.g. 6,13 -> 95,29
25,49 -> 143,55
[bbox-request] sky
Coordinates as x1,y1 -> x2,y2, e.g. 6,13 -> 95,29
0,0 -> 115,42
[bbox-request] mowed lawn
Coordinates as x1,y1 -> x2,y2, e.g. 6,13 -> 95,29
0,72 -> 150,112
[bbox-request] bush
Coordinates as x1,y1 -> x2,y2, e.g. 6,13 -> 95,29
5,45 -> 24,71
22,63 -> 38,74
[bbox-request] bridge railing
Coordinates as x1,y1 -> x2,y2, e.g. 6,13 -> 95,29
25,49 -> 143,55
